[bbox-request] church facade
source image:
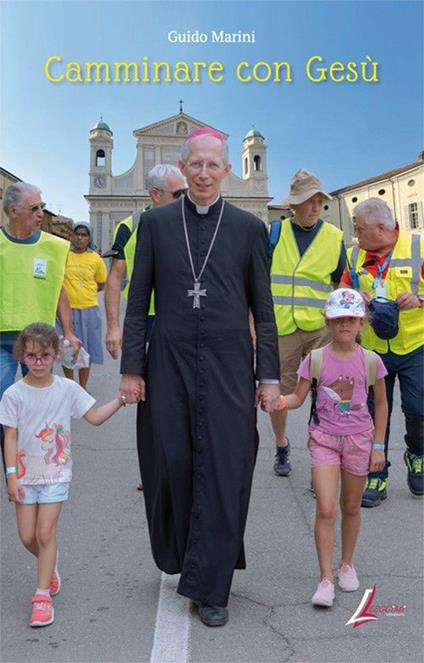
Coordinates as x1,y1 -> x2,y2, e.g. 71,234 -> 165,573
85,111 -> 271,252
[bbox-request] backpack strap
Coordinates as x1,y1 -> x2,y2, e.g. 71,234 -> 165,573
362,348 -> 377,390
308,347 -> 324,425
268,220 -> 282,263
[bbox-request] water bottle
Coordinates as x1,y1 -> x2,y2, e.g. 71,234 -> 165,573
62,339 -> 77,369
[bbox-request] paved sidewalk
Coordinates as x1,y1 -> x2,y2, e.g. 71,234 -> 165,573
1,345 -> 423,662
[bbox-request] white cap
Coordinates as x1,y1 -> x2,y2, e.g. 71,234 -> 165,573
325,288 -> 366,319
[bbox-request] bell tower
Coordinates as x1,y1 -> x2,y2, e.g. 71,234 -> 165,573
89,118 -> 113,193
241,127 -> 268,185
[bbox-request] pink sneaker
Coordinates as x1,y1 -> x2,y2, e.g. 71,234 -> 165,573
338,563 -> 359,591
311,578 -> 335,607
29,594 -> 54,627
49,569 -> 61,596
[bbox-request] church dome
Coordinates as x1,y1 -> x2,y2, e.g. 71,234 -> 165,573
92,119 -> 111,132
243,127 -> 264,140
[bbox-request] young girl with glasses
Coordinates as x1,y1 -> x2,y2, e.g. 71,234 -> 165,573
0,322 -> 128,628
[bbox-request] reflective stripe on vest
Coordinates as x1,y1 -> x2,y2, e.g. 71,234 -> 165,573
347,232 -> 424,355
271,275 -> 333,293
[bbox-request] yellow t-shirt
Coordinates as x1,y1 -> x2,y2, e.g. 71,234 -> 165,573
63,250 -> 107,309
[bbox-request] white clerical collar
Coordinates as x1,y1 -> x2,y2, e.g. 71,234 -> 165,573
187,192 -> 220,215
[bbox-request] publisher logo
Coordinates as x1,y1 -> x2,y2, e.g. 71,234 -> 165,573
346,584 -> 407,628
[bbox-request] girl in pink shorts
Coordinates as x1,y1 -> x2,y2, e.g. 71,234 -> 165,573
279,288 -> 388,608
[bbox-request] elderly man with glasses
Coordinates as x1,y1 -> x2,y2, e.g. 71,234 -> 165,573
0,182 -> 80,449
104,164 -> 187,360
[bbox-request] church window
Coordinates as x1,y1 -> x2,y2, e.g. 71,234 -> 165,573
378,188 -> 386,196
176,121 -> 188,135
351,196 -> 358,203
244,157 -> 248,175
96,149 -> 105,168
408,202 -> 421,229
323,205 -> 329,210
408,179 -> 415,187
253,155 -> 262,171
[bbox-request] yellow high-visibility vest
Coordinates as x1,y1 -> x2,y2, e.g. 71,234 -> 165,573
0,230 -> 69,331
347,231 -> 424,355
270,220 -> 343,335
111,214 -> 155,314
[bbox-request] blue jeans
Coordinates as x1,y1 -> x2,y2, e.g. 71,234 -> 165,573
368,345 -> 424,480
0,344 -> 28,468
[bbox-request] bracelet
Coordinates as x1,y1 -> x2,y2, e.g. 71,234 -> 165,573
372,443 -> 385,451
119,395 -> 127,407
6,466 -> 17,476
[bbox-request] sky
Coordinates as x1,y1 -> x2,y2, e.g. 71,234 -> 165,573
1,0 -> 422,221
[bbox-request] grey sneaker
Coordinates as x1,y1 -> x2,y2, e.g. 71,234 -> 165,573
273,442 -> 292,476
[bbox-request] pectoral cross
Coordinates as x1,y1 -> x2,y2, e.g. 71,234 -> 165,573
187,282 -> 207,309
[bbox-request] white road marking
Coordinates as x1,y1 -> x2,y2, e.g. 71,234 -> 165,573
150,573 -> 191,663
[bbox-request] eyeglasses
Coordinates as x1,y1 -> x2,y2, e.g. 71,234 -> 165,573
23,352 -> 56,365
156,188 -> 187,199
19,203 -> 47,213
186,161 -> 223,172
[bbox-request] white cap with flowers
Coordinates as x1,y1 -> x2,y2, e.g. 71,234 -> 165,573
325,288 -> 366,319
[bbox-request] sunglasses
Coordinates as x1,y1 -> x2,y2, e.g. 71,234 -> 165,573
23,352 -> 56,366
156,188 -> 187,199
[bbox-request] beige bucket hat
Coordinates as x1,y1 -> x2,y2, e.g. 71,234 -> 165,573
281,168 -> 332,206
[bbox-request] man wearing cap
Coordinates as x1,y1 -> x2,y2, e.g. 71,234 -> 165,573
269,169 -> 346,477
104,164 -> 187,360
341,198 -> 424,505
119,128 -> 280,627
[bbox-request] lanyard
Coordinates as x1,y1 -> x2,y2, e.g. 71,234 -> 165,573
372,252 -> 392,290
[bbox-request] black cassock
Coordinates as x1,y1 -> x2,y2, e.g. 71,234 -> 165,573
121,196 -> 279,606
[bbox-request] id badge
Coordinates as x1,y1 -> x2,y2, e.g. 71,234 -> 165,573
33,258 -> 47,279
375,283 -> 386,299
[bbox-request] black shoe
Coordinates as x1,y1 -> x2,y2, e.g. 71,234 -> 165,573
137,483 -> 144,491
273,442 -> 292,477
198,603 -> 228,627
361,477 -> 388,508
404,451 -> 424,496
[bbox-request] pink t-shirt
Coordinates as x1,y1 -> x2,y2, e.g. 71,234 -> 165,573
298,344 -> 387,436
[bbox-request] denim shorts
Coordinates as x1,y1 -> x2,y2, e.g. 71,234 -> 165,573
20,482 -> 70,505
309,429 -> 373,476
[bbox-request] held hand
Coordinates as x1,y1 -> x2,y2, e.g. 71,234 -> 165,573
369,450 -> 385,473
396,292 -> 420,310
106,325 -> 122,360
119,374 -> 146,404
256,384 -> 281,413
65,334 -> 82,359
7,476 -> 24,503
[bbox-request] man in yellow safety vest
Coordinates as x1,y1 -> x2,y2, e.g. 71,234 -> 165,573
269,169 -> 346,478
341,198 -> 424,505
104,164 -> 186,359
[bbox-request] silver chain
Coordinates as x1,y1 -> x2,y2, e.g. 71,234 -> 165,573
181,196 -> 225,283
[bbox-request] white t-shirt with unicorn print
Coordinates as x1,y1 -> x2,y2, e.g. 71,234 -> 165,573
0,376 -> 95,485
